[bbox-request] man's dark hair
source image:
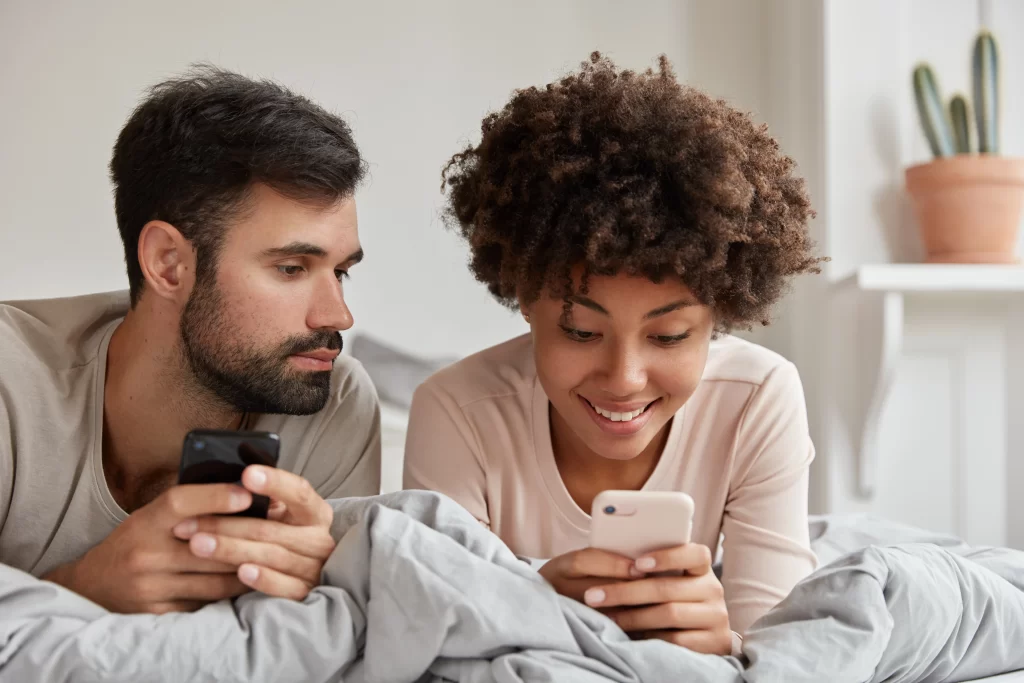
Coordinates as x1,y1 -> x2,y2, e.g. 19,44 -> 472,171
441,52 -> 825,331
110,64 -> 368,306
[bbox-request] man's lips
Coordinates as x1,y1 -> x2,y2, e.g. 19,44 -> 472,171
293,349 -> 340,362
289,348 -> 339,370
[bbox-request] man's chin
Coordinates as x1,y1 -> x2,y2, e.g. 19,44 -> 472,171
248,393 -> 331,416
233,373 -> 333,416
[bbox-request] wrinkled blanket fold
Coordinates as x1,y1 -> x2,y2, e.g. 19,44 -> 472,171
2,491 -> 1023,683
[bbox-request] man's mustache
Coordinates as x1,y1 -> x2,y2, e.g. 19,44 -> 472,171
280,331 -> 343,357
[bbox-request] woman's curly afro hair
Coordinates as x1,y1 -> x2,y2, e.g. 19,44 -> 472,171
440,52 -> 826,331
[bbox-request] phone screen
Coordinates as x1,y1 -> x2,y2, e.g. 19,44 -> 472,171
178,430 -> 281,518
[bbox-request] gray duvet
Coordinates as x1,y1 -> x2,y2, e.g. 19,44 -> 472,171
1,490 -> 1023,682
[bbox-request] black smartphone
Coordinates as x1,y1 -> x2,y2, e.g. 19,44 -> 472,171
178,429 -> 281,518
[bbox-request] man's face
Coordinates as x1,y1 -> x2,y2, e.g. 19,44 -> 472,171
180,183 -> 363,415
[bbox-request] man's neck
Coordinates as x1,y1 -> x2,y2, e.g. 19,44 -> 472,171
102,304 -> 241,511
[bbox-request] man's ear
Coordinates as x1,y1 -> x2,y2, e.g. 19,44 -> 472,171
137,220 -> 196,303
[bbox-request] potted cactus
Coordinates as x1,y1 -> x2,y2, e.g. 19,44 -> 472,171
907,30 -> 1024,263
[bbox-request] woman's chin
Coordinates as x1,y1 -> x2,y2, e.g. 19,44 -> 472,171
584,433 -> 655,462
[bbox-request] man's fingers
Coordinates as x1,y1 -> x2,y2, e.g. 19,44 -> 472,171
267,500 -> 288,521
188,533 -> 322,584
561,548 -> 638,580
168,543 -> 241,574
147,601 -> 207,615
241,466 -> 331,528
583,575 -> 708,609
237,563 -> 313,601
123,539 -> 240,575
164,572 -> 251,603
147,484 -> 252,527
176,516 -> 336,560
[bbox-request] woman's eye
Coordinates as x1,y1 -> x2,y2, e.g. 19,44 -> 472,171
277,265 -> 304,277
653,333 -> 690,345
560,325 -> 598,342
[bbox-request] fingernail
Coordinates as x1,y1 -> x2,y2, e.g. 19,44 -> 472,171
191,534 -> 216,556
230,490 -> 251,509
239,565 -> 259,584
173,519 -> 197,538
636,557 -> 656,571
247,468 -> 267,490
584,588 -> 605,606
629,566 -> 645,578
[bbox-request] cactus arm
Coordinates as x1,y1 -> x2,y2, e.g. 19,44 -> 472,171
913,63 -> 955,158
950,94 -> 972,154
972,30 -> 999,154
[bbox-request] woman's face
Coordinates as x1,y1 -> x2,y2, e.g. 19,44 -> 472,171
524,271 -> 714,462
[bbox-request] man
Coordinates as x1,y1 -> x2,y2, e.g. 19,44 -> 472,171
0,66 -> 381,614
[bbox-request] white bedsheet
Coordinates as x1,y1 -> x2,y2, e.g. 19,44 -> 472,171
970,672 -> 1024,682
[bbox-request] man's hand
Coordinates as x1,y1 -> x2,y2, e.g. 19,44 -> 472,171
172,466 -> 336,601
43,484 -> 255,614
540,544 -> 733,655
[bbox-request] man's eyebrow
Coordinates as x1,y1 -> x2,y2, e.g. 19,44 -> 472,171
260,244 -> 364,265
260,242 -> 328,258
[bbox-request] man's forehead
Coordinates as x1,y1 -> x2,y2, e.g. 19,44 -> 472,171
229,188 -> 359,255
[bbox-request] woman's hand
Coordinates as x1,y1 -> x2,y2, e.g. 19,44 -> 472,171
540,544 -> 732,655
538,546 -> 643,601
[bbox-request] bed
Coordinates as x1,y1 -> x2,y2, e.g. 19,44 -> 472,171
2,491 -> 1023,681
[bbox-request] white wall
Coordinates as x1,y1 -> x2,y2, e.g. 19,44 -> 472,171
821,0 -> 1024,276
760,0 -> 1024,548
0,0 -> 769,362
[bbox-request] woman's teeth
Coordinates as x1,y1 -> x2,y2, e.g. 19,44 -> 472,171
591,403 -> 649,422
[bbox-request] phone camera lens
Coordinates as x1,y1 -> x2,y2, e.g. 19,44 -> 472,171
194,440 -> 205,450
603,505 -> 616,515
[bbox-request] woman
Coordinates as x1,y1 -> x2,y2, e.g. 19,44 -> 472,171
403,52 -> 825,655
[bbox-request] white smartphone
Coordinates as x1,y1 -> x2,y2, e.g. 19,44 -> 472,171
589,490 -> 694,559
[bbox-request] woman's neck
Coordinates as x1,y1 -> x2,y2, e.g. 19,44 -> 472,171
549,404 -> 671,515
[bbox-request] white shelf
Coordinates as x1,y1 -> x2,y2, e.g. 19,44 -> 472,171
840,263 -> 1024,500
850,264 -> 1024,292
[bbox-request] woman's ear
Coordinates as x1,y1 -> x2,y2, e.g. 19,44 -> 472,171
515,288 -> 532,324
518,301 -> 534,325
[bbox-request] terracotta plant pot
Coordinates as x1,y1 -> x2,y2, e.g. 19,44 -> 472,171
904,155 -> 1024,263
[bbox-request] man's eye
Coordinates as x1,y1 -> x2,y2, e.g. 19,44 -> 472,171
335,269 -> 350,281
277,265 -> 304,276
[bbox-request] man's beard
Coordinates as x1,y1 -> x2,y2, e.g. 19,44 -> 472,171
179,279 -> 342,416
